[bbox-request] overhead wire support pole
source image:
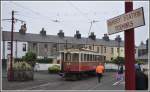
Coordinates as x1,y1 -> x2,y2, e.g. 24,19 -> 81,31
3,10 -> 26,81
8,10 -> 15,81
85,20 -> 99,48
85,21 -> 93,46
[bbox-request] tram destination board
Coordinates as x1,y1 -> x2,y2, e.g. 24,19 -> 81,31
107,7 -> 145,35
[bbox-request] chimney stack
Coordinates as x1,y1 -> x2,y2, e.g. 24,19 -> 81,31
57,30 -> 64,38
89,32 -> 96,40
102,34 -> 109,41
40,28 -> 46,36
74,30 -> 81,39
115,35 -> 122,42
19,23 -> 27,34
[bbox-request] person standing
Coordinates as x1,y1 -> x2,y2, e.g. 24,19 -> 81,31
118,64 -> 124,81
136,69 -> 148,90
96,63 -> 104,83
113,64 -> 124,86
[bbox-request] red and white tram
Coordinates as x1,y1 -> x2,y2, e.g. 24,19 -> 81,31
59,48 -> 105,80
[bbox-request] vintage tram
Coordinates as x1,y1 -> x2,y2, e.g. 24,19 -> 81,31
59,48 -> 105,80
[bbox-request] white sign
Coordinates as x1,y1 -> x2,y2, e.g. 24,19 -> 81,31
107,7 -> 145,35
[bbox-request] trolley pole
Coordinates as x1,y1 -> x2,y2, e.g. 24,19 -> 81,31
125,1 -> 136,90
8,10 -> 15,81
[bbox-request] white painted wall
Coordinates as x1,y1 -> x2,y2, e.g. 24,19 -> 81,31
135,48 -> 139,59
104,63 -> 125,70
2,41 -> 28,59
16,41 -> 28,58
34,63 -> 60,71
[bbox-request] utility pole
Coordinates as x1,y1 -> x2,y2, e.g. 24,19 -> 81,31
8,10 -> 15,81
2,10 -> 25,81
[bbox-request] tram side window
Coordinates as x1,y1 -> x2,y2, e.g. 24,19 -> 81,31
81,53 -> 83,61
95,55 -> 96,61
93,55 -> 95,61
84,54 -> 86,62
98,56 -> 101,61
99,56 -> 101,61
72,53 -> 79,62
90,54 -> 92,61
87,54 -> 90,61
96,55 -> 100,61
65,53 -> 71,62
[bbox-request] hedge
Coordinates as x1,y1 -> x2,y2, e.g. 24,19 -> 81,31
36,58 -> 53,64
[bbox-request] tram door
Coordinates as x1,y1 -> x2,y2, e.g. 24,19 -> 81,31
60,52 -> 64,72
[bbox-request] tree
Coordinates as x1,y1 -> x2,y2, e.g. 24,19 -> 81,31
111,57 -> 125,70
112,57 -> 125,65
22,52 -> 37,67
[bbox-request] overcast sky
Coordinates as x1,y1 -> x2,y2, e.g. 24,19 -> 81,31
1,1 -> 149,46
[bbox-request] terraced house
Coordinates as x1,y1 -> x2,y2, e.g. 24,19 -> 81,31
2,26 -> 125,63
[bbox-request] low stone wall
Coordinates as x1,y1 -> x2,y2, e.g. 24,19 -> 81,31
13,70 -> 34,81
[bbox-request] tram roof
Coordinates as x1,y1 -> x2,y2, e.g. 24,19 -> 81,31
59,48 -> 102,55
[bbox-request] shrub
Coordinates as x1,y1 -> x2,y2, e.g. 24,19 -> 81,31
111,57 -> 125,65
48,65 -> 60,73
14,58 -> 24,62
12,61 -> 34,81
136,60 -> 144,65
13,61 -> 32,71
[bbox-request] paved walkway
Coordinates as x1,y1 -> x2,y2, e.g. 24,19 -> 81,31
2,71 -> 125,90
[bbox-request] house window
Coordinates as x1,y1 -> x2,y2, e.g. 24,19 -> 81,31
97,47 -> 99,52
89,46 -> 92,50
23,43 -> 26,51
33,43 -> 37,48
117,48 -> 119,53
44,44 -> 48,49
135,49 -> 136,54
111,48 -> 113,54
7,42 -> 11,50
101,46 -> 103,53
104,47 -> 107,53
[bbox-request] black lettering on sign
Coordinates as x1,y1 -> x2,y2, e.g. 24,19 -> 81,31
115,21 -> 133,31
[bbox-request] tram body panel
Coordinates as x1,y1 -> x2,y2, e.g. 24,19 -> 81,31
79,62 -> 99,72
63,62 -> 80,72
63,62 -> 99,72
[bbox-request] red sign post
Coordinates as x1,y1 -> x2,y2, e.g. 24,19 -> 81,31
107,0 -> 145,90
125,1 -> 135,90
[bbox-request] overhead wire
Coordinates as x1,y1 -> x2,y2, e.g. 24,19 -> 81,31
9,1 -> 57,23
8,1 -> 66,31
68,2 -> 98,37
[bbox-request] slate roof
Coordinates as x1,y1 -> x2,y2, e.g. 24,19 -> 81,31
2,31 -> 124,47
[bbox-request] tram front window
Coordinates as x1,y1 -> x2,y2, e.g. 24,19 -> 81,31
72,53 -> 79,62
65,53 -> 71,62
